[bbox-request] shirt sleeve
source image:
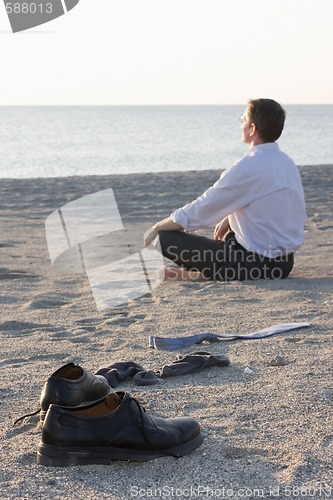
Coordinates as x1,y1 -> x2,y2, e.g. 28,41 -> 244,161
170,158 -> 262,231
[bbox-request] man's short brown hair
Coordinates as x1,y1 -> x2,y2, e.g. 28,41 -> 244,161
248,98 -> 286,143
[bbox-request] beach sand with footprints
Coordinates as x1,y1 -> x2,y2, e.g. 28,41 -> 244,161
0,166 -> 332,499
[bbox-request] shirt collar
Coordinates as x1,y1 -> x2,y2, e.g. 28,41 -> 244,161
249,142 -> 279,154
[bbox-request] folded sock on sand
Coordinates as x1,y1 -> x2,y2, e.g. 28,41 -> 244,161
95,352 -> 230,387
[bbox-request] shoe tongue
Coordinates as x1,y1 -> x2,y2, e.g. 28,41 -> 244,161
104,393 -> 120,411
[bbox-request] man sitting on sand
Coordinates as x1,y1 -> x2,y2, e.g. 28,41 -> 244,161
144,98 -> 306,281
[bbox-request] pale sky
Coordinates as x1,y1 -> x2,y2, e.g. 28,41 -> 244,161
1,0 -> 333,105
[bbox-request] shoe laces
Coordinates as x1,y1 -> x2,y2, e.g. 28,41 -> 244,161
130,396 -> 180,459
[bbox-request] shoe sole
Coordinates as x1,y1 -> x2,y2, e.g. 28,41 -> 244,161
37,433 -> 203,466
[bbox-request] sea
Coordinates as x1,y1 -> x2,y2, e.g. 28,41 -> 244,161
1,105 -> 333,179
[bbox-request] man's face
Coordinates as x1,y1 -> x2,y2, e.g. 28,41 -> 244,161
240,107 -> 252,144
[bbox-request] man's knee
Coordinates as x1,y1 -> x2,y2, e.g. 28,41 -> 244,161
156,230 -> 181,261
157,230 -> 180,245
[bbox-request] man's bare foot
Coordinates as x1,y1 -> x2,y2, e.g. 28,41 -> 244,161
158,266 -> 206,281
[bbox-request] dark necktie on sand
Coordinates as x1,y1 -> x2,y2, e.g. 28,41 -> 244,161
95,351 -> 230,388
149,322 -> 310,351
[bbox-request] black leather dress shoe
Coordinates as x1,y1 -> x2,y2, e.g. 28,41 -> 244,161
13,363 -> 111,426
39,362 -> 111,422
37,392 -> 203,466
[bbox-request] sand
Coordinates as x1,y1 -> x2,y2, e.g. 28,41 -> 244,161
0,166 -> 332,499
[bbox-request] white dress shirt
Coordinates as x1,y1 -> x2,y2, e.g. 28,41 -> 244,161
170,143 -> 306,258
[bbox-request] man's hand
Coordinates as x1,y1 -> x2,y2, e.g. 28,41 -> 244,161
213,217 -> 229,240
143,226 -> 158,247
143,217 -> 184,247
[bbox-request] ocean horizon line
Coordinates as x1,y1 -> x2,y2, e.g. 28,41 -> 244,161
1,103 -> 333,107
